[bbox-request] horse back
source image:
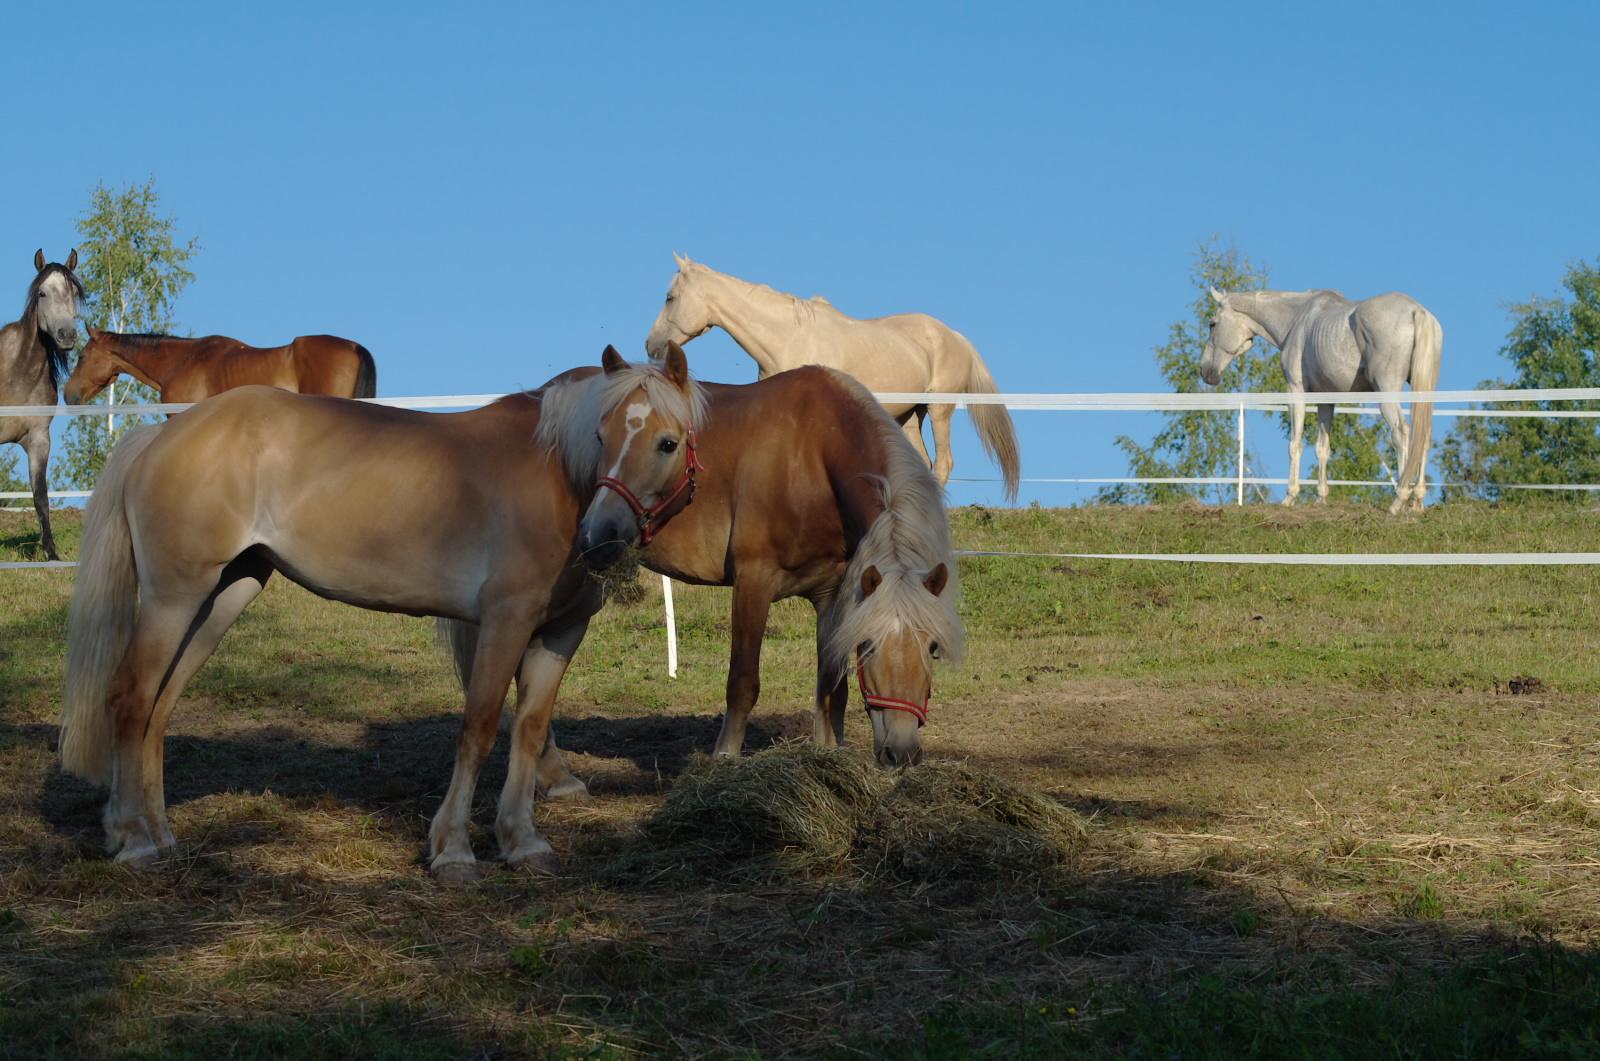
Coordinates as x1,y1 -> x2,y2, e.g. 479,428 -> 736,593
287,334 -> 377,398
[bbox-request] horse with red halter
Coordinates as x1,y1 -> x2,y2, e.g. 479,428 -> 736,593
60,381 -> 598,879
532,342 -> 965,769
63,328 -> 376,405
1,249 -> 84,560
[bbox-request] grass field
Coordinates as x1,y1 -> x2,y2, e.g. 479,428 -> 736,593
3,502 -> 1599,1057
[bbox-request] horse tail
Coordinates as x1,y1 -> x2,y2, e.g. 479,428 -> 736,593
1391,308 -> 1442,514
435,617 -> 478,692
61,424 -> 163,785
352,344 -> 378,399
956,335 -> 1021,502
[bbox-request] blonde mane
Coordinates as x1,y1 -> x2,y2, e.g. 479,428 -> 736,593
536,361 -> 710,488
821,370 -> 965,680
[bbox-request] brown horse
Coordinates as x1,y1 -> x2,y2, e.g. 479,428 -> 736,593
525,342 -> 965,769
62,328 -> 377,405
1,249 -> 84,561
60,380 -> 601,879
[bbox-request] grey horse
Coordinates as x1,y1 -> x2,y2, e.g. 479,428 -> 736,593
1200,288 -> 1443,515
1,249 -> 84,559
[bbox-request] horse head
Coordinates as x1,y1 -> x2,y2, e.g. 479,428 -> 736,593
63,326 -> 117,405
1199,287 -> 1256,386
644,255 -> 715,359
848,560 -> 955,767
577,341 -> 704,570
29,248 -> 83,353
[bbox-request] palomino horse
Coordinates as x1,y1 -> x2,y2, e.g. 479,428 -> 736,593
532,342 -> 965,767
60,381 -> 603,879
644,255 -> 1021,501
1201,288 -> 1443,515
0,250 -> 83,560
63,329 -> 376,405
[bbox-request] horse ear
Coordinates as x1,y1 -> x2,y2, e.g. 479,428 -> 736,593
673,252 -> 689,270
601,345 -> 628,375
861,565 -> 883,598
660,341 -> 690,389
34,249 -> 45,272
923,563 -> 949,597
65,249 -> 77,271
1209,286 -> 1226,304
85,324 -> 99,341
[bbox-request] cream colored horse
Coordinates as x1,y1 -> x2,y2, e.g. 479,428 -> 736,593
60,384 -> 600,880
644,255 -> 1021,501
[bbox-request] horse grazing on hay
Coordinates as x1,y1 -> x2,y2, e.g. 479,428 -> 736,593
522,341 -> 965,769
1,249 -> 84,560
644,254 -> 1020,500
63,328 -> 377,405
1201,287 -> 1443,514
60,381 -> 599,880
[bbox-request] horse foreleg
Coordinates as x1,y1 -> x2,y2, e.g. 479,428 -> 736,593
900,407 -> 932,473
927,404 -> 956,487
810,599 -> 847,747
494,612 -> 591,872
1283,401 -> 1307,505
1315,404 -> 1334,502
429,606 -> 534,881
24,429 -> 57,561
713,576 -> 776,757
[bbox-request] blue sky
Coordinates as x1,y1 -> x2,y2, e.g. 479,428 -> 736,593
6,2 -> 1599,505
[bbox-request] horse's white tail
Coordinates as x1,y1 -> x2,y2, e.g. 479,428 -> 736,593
1392,309 -> 1443,514
435,617 -> 478,692
957,337 -> 1021,502
60,425 -> 163,785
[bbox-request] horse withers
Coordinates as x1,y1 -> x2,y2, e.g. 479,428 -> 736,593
644,254 -> 1020,500
0,249 -> 83,560
544,341 -> 965,767
60,383 -> 598,879
63,329 -> 377,405
1201,288 -> 1443,514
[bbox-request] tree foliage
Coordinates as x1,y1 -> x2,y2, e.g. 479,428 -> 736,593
1104,241 -> 1387,505
1437,259 -> 1600,501
54,178 -> 198,488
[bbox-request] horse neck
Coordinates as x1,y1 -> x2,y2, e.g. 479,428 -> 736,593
97,337 -> 175,390
695,271 -> 801,374
1228,291 -> 1319,348
11,305 -> 58,396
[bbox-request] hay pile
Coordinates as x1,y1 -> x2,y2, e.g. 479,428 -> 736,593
604,744 -> 1090,891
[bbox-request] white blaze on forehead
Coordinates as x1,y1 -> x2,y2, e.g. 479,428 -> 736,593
604,400 -> 654,479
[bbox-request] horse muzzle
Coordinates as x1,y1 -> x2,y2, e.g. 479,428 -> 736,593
578,520 -> 632,572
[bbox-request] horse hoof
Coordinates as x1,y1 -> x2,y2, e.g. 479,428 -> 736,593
431,859 -> 481,885
508,849 -> 562,876
543,776 -> 590,802
113,844 -> 162,869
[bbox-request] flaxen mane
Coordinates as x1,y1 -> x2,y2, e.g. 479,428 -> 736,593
536,360 -> 710,488
820,370 -> 965,681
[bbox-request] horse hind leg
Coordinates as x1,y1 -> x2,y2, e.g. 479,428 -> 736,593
927,403 -> 956,487
900,407 -> 932,472
1315,405 -> 1334,502
104,556 -> 270,863
1282,401 -> 1307,505
24,430 -> 58,560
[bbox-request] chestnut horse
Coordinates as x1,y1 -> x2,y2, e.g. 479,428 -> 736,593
519,342 -> 965,769
1,250 -> 84,560
63,328 -> 376,405
60,381 -> 600,879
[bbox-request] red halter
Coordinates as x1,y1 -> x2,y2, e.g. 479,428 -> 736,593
594,428 -> 704,547
857,658 -> 930,726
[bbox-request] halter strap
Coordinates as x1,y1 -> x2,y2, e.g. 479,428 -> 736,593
857,658 -> 929,726
594,428 -> 704,547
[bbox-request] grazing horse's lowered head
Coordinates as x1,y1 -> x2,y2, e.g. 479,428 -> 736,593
1199,287 -> 1259,386
28,248 -> 83,373
644,254 -> 716,359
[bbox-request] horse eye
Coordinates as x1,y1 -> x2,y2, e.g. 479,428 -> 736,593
929,642 -> 941,659
658,438 -> 679,454
594,431 -> 604,445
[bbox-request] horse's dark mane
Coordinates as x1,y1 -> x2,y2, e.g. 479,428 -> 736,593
22,264 -> 83,389
113,332 -> 185,347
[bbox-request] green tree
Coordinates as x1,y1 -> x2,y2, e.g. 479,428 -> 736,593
53,178 -> 198,488
0,450 -> 24,495
1103,241 -> 1386,505
1437,259 -> 1600,501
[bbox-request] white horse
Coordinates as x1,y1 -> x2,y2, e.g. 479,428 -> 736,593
644,255 -> 1020,500
1200,288 -> 1443,514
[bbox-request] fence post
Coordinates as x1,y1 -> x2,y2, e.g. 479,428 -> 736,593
662,575 -> 678,678
108,380 -> 116,437
1236,397 -> 1245,506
